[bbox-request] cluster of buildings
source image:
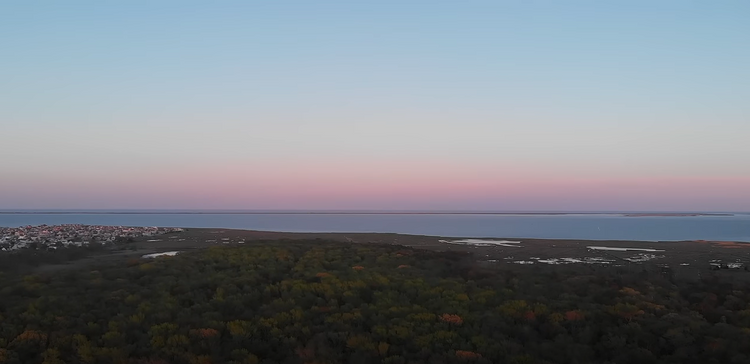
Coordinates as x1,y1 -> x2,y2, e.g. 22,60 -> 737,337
0,224 -> 183,252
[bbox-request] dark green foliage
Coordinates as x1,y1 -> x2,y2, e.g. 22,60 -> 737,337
0,240 -> 749,364
0,245 -> 105,274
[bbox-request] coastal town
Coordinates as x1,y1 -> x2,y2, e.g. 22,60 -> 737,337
0,224 -> 183,252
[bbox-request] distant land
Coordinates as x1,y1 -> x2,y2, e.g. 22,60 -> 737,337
4,228 -> 750,364
622,213 -> 734,217
0,211 -> 739,216
3,227 -> 749,275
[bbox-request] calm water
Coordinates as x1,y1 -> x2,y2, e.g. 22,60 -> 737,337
1,213 -> 749,242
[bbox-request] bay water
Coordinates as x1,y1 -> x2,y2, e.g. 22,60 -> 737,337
1,212 -> 749,242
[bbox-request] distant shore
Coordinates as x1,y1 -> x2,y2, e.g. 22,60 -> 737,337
0,211 -> 737,216
9,227 -> 749,275
622,213 -> 734,217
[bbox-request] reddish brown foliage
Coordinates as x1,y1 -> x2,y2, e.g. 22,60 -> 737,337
13,329 -> 46,343
397,265 -> 410,269
565,310 -> 585,321
190,328 -> 219,339
440,313 -> 464,325
523,311 -> 536,321
315,272 -> 332,278
352,266 -> 365,270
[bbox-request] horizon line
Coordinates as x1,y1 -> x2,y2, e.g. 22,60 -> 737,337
0,209 -> 746,215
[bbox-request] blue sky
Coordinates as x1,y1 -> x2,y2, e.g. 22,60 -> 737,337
1,1 -> 749,210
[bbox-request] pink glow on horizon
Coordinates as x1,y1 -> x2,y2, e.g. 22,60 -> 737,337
3,158 -> 749,210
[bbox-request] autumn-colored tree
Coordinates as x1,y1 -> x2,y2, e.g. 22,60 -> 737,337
378,342 -> 390,357
565,310 -> 585,321
523,310 -> 536,321
619,287 -> 640,296
609,303 -> 644,322
190,328 -> 220,339
12,329 -> 47,344
440,313 -> 464,325
0,348 -> 9,364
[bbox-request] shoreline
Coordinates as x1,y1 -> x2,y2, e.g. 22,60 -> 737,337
0,211 -> 738,216
176,227 -> 750,243
7,227 -> 749,275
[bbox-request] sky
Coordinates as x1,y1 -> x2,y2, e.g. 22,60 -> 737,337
1,1 -> 749,211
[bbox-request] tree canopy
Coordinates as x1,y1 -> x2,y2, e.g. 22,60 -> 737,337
1,240 -> 749,364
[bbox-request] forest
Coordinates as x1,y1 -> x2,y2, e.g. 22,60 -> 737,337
1,240 -> 750,364
0,244 -> 109,275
